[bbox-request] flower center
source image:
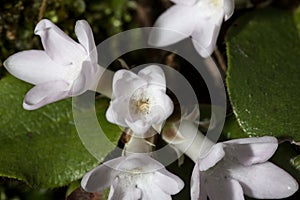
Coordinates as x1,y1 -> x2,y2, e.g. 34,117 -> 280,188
129,87 -> 154,117
196,0 -> 223,13
212,0 -> 220,7
136,99 -> 150,114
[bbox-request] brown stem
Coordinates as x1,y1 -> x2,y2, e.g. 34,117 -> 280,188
214,48 -> 227,77
38,0 -> 47,21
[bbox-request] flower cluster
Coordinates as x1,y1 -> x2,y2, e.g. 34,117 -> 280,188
3,0 -> 299,200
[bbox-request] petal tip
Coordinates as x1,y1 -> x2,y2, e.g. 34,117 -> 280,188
34,19 -> 53,35
22,102 -> 37,110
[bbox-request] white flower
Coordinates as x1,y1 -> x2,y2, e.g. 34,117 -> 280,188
191,136 -> 299,200
4,19 -> 101,110
81,154 -> 184,200
106,65 -> 174,135
149,0 -> 234,57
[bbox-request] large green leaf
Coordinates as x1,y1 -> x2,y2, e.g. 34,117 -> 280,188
222,114 -> 248,139
226,8 -> 300,141
0,75 -> 120,188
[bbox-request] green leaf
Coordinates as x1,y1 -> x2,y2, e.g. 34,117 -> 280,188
294,6 -> 300,35
226,8 -> 300,141
0,75 -> 121,188
222,114 -> 248,139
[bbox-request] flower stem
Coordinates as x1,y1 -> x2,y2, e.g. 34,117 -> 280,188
165,120 -> 215,162
38,0 -> 47,21
123,128 -> 156,156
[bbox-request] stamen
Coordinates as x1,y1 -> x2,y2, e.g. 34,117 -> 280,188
136,98 -> 150,114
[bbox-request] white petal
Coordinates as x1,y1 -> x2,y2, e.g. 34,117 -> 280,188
141,184 -> 172,200
170,0 -> 197,6
108,178 -> 127,200
118,154 -> 164,172
198,143 -> 225,171
23,80 -> 70,110
138,65 -> 166,92
123,188 -> 142,200
152,122 -> 164,134
109,178 -> 142,200
112,69 -> 147,98
192,14 -> 223,57
154,168 -> 184,195
106,96 -> 129,127
232,162 -> 299,199
148,105 -> 169,126
75,20 -> 97,62
70,61 -> 97,95
149,90 -> 174,122
149,5 -> 197,47
4,50 -> 66,85
223,136 -> 277,145
107,178 -> 118,200
190,163 -> 200,200
81,156 -> 125,192
206,178 -> 244,200
224,0 -> 235,21
223,136 -> 278,165
191,168 -> 208,200
125,119 -> 151,135
35,19 -> 85,65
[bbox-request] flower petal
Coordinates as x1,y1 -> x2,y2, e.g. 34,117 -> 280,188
170,0 -> 197,6
70,61 -> 99,95
138,65 -> 166,92
191,14 -> 223,57
224,0 -> 235,21
23,80 -> 70,110
223,136 -> 278,165
149,90 -> 174,123
108,177 -> 142,200
112,69 -> 147,98
223,135 -> 277,145
190,162 -> 201,200
125,119 -> 151,135
118,154 -> 164,172
35,19 -> 85,65
106,96 -> 130,127
154,168 -> 184,195
107,178 -> 119,200
142,184 -> 172,200
4,50 -> 66,85
149,5 -> 197,47
81,156 -> 125,192
75,20 -> 97,62
198,143 -> 225,171
232,162 -> 298,199
206,178 -> 244,200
